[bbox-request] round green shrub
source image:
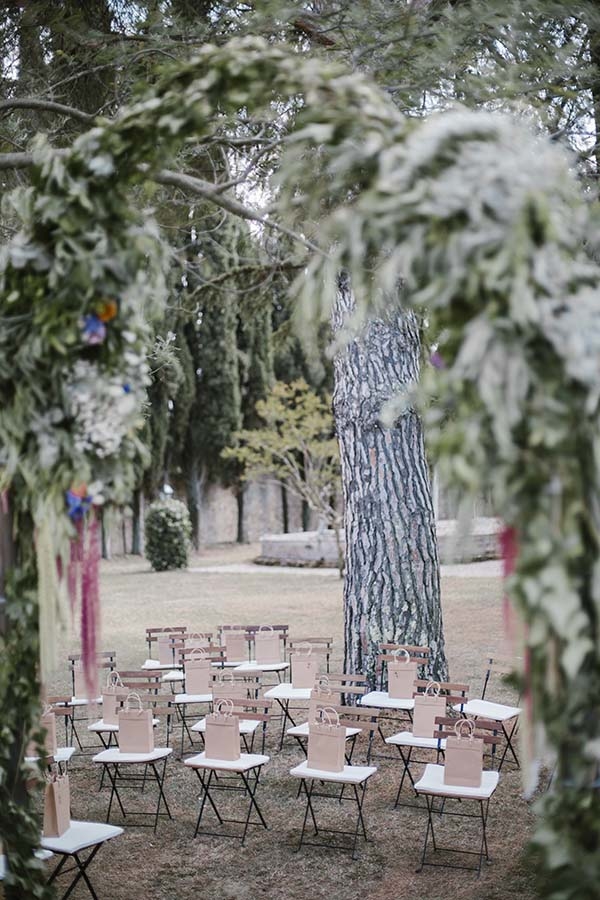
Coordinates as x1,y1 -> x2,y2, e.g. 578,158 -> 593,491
145,498 -> 192,571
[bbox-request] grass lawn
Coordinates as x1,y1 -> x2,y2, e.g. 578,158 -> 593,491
39,544 -> 538,900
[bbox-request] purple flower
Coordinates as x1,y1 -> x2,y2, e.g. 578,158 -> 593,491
430,350 -> 445,370
82,314 -> 106,346
66,489 -> 93,521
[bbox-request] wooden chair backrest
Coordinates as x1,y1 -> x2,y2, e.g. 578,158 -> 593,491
310,702 -> 380,733
314,673 -> 368,696
145,626 -> 188,653
47,696 -> 74,717
434,715 -> 501,745
413,679 -> 469,705
177,644 -> 226,665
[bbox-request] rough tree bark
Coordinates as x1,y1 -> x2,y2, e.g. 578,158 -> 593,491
333,284 -> 448,684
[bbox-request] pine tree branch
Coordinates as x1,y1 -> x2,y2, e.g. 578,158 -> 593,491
0,98 -> 96,124
0,152 -> 326,256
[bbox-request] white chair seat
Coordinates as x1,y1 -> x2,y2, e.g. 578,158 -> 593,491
88,718 -> 159,733
453,699 -> 521,721
190,717 -> 259,735
161,670 -> 184,682
290,760 -> 377,785
286,722 -> 361,739
92,747 -> 172,765
142,659 -> 182,671
414,763 -> 499,800
40,821 -> 123,854
25,747 -> 76,764
173,693 -> 213,704
264,684 -> 311,701
233,661 -> 290,673
69,697 -> 103,707
385,731 -> 447,750
184,751 -> 269,772
360,691 -> 414,711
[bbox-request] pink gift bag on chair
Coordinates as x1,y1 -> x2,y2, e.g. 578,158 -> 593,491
157,630 -> 176,665
308,676 -> 335,722
43,772 -> 70,837
388,648 -> 418,699
292,643 -> 319,689
211,670 -> 246,702
102,671 -> 125,726
307,707 -> 345,773
205,699 -> 241,761
223,629 -> 247,663
118,692 -> 154,753
185,648 -> 210,695
412,681 -> 446,738
254,625 -> 281,664
444,719 -> 484,787
40,705 -> 58,757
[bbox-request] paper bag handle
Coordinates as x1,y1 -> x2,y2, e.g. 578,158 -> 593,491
318,706 -> 340,727
392,648 -> 411,664
258,624 -> 274,633
425,681 -> 441,697
124,691 -> 144,712
214,698 -> 234,717
454,718 -> 476,740
41,704 -> 54,717
106,670 -> 123,688
294,641 -> 312,656
188,646 -> 207,659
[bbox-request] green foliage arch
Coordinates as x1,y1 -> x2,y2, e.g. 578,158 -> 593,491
0,35 -> 598,898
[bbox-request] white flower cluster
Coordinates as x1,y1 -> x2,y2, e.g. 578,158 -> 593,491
64,359 -> 146,459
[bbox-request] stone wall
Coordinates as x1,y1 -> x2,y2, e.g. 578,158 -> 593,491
104,471 -> 495,556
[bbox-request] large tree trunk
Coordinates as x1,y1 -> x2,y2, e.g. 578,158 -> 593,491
333,286 -> 448,684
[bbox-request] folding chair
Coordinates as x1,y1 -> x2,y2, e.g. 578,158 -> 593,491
172,645 -> 226,756
24,698 -> 77,775
222,624 -> 290,681
66,652 -> 117,750
190,697 -> 273,756
385,680 -> 469,808
183,701 -> 272,846
143,626 -> 188,670
414,718 -> 501,876
161,632 -> 214,690
92,692 -> 174,832
288,637 -> 334,674
360,645 -> 431,758
41,821 -> 123,900
290,759 -> 378,860
285,674 -> 375,760
453,656 -> 521,770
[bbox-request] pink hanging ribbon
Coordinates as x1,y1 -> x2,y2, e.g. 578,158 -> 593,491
499,525 -> 518,643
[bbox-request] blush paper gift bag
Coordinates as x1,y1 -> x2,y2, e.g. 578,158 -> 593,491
308,676 -> 335,722
223,629 -> 247,663
412,681 -> 446,738
102,671 -> 125,726
40,706 -> 58,757
157,630 -> 176,665
43,773 -> 70,838
388,648 -> 418,700
211,670 -> 246,702
205,699 -> 241,761
254,625 -> 281,664
444,719 -> 484,787
308,707 -> 345,773
185,648 -> 210,695
118,692 -> 154,753
291,643 -> 319,689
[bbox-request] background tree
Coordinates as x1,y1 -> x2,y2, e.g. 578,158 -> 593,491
224,378 -> 343,571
